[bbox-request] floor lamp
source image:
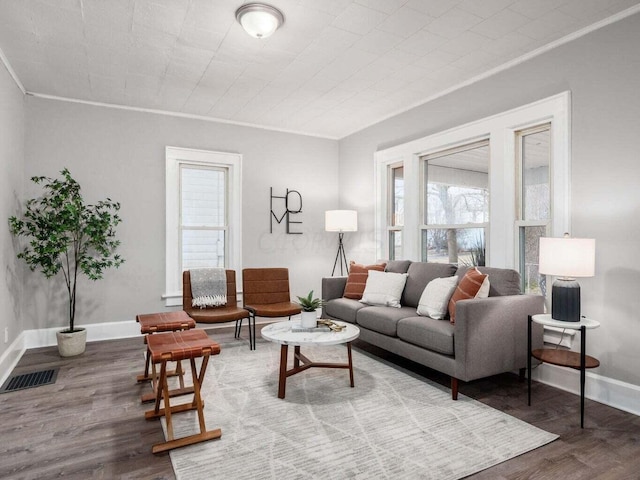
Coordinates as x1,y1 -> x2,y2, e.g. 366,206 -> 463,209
325,210 -> 357,276
538,234 -> 595,322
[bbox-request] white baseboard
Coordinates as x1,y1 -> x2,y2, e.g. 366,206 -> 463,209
4,317 -> 637,418
0,335 -> 27,389
531,363 -> 640,417
0,315 -> 285,387
0,320 -> 143,387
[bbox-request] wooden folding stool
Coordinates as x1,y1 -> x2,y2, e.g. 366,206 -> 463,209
144,329 -> 222,454
136,311 -> 196,403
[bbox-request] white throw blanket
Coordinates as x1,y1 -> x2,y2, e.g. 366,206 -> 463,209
190,268 -> 227,308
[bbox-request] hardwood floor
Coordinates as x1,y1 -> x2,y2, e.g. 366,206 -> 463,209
1,325 -> 638,479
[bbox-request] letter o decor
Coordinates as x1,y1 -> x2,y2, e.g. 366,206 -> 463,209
270,187 -> 303,234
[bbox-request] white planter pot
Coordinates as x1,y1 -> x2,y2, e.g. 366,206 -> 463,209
300,311 -> 318,328
56,328 -> 87,357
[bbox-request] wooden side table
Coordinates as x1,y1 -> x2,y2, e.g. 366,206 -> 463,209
528,314 -> 600,428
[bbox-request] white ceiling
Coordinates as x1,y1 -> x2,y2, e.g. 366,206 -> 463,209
0,0 -> 638,139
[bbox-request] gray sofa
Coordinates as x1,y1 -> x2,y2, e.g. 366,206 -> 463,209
322,260 -> 544,399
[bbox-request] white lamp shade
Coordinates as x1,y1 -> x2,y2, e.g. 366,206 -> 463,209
236,4 -> 284,38
325,210 -> 357,232
539,237 -> 595,278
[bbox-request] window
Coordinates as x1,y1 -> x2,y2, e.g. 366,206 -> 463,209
181,166 -> 226,271
388,164 -> 404,260
421,141 -> 489,266
165,147 -> 242,306
374,92 -> 570,272
516,124 -> 551,295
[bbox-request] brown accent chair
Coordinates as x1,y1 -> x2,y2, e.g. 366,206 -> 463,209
242,268 -> 302,340
183,270 -> 254,349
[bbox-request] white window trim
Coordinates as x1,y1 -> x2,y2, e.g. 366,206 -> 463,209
374,91 -> 571,267
514,123 -> 552,293
387,162 -> 404,259
164,146 -> 242,307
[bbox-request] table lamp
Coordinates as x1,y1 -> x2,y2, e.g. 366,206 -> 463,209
325,210 -> 357,276
538,233 -> 595,322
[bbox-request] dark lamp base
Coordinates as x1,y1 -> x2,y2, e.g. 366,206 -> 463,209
551,278 -> 581,322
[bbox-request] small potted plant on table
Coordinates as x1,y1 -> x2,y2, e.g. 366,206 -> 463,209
296,291 -> 324,328
9,168 -> 124,356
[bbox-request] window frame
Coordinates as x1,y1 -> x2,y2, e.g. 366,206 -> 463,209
515,123 -> 552,294
374,92 -> 571,269
420,139 -> 490,265
388,162 -> 404,260
179,163 -> 228,273
165,146 -> 242,307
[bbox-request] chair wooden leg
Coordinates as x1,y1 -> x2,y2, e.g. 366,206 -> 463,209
136,345 -> 152,382
146,352 -> 222,454
451,377 -> 459,400
141,357 -> 191,404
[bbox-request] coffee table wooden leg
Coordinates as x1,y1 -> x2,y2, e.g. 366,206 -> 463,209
278,344 -> 289,399
293,345 -> 301,368
347,342 -> 354,387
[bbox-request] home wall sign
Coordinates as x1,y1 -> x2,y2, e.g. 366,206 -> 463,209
270,187 -> 302,234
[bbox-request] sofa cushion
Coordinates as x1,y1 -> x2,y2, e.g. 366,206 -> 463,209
385,260 -> 412,273
456,266 -> 521,297
402,262 -> 458,308
343,262 -> 386,300
324,298 -> 367,323
361,270 -> 408,308
356,306 -> 417,337
448,267 -> 489,324
416,276 -> 458,319
397,317 -> 455,356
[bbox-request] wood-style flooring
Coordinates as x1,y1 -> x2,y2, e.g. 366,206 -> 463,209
1,324 -> 638,480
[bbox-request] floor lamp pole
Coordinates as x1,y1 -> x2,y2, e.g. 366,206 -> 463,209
331,232 -> 349,276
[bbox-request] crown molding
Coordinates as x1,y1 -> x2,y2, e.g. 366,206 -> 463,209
27,92 -> 339,140
0,45 -> 26,94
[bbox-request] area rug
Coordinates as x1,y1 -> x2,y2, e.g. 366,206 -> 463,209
164,338 -> 557,479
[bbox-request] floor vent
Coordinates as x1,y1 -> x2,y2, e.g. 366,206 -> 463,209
0,368 -> 59,394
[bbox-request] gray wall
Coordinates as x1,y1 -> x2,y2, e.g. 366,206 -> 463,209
22,98 -> 339,330
338,13 -> 640,387
0,63 -> 24,359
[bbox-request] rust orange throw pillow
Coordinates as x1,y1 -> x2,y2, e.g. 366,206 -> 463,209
343,261 -> 386,300
448,267 -> 489,324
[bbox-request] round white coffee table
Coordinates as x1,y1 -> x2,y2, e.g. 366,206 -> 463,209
261,320 -> 360,399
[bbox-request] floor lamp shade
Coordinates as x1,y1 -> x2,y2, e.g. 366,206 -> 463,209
325,210 -> 357,276
539,236 -> 595,322
325,210 -> 358,232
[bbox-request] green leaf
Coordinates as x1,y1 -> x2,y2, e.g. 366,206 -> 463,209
7,168 -> 124,330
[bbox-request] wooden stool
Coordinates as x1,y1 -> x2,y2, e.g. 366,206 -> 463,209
144,329 -> 222,454
136,311 -> 196,403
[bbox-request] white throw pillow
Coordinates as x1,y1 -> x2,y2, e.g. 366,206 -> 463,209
416,276 -> 458,319
476,270 -> 491,299
360,270 -> 408,308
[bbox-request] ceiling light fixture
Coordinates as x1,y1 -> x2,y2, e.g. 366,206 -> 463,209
235,3 -> 284,39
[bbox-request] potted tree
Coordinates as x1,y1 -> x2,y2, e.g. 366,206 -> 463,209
296,291 -> 324,328
9,168 -> 124,357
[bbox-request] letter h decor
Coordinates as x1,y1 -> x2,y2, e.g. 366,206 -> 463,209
270,187 -> 302,234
